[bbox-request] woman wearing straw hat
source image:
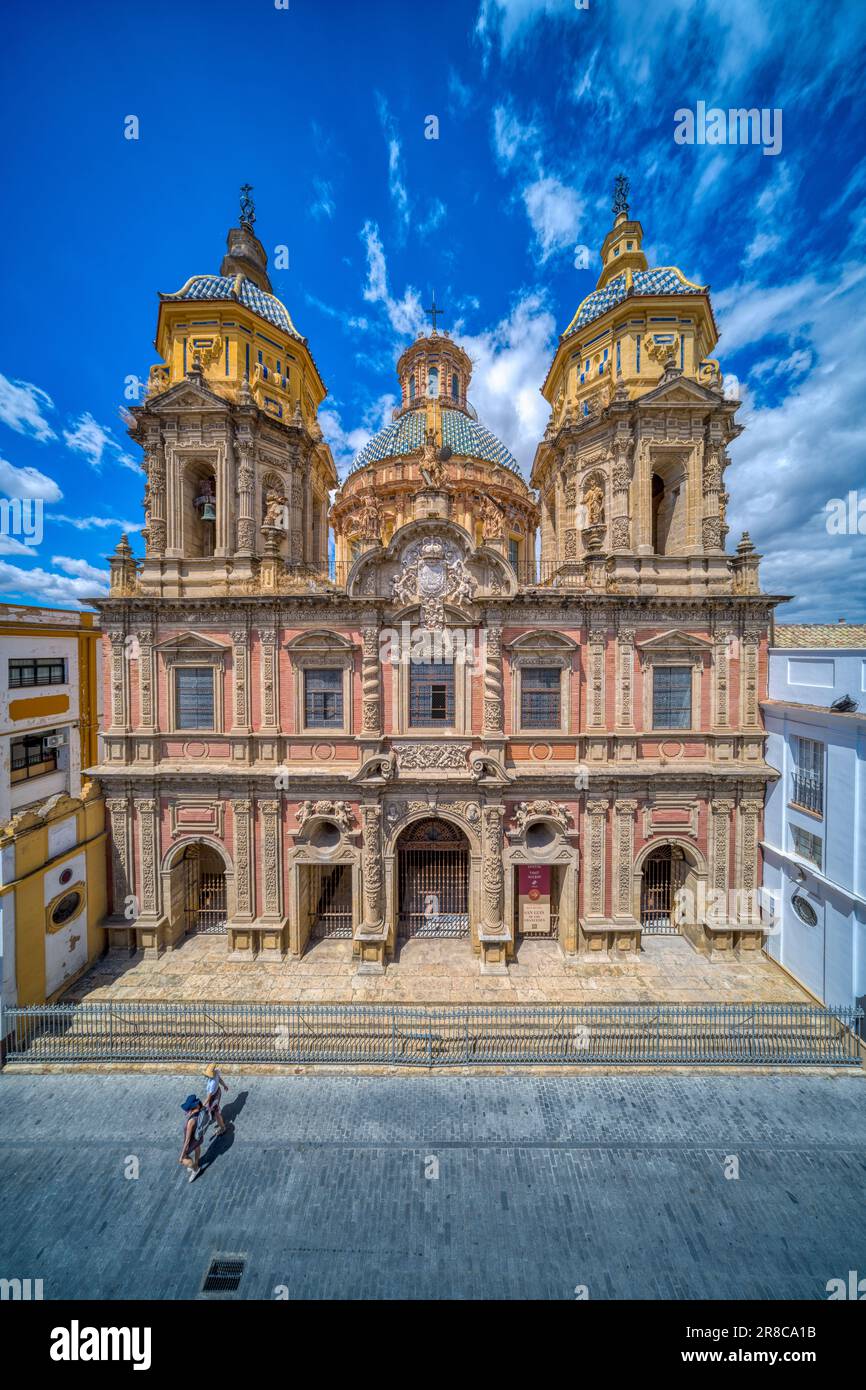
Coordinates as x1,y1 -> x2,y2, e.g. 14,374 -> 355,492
204,1063 -> 229,1136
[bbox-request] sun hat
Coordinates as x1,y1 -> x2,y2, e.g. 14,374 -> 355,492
181,1095 -> 200,1111
204,1063 -> 221,1079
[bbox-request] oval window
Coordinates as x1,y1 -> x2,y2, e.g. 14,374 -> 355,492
59,867 -> 73,885
51,891 -> 83,927
526,822 -> 556,851
310,821 -> 341,851
791,893 -> 817,927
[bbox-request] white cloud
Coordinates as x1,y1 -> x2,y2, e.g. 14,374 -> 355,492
310,179 -> 336,220
744,231 -> 782,265
456,291 -> 558,474
51,555 -> 112,585
0,535 -> 39,557
0,373 -> 56,442
0,559 -> 108,609
376,95 -> 410,232
62,412 -> 144,475
51,513 -> 143,532
522,177 -> 584,262
360,222 -> 425,337
0,456 -> 62,501
320,394 -> 396,479
492,104 -> 540,171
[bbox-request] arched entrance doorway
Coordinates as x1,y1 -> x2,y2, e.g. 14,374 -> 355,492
397,817 -> 469,938
640,843 -> 688,934
179,843 -> 228,935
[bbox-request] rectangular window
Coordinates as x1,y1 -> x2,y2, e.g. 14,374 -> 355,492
225,337 -> 230,376
652,666 -> 692,730
791,823 -> 822,871
9,659 -> 66,688
791,736 -> 824,815
10,732 -> 59,783
521,667 -> 561,729
304,668 -> 343,728
508,538 -> 519,570
175,667 -> 215,730
409,662 -> 455,727
635,335 -> 641,372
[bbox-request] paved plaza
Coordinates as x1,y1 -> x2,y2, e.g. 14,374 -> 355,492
1,1071 -> 863,1300
63,932 -> 810,1005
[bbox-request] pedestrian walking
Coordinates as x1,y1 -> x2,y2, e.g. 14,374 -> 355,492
204,1063 -> 230,1136
179,1095 -> 208,1182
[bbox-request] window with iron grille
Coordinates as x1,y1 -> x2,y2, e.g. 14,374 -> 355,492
791,736 -> 824,815
10,732 -> 59,781
409,662 -> 454,726
652,665 -> 692,729
175,667 -> 215,730
304,668 -> 343,728
521,667 -> 561,729
791,823 -> 822,871
9,658 -> 66,688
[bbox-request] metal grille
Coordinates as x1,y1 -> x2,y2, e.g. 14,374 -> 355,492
652,666 -> 692,730
4,1002 -> 862,1068
310,864 -> 353,938
398,819 -> 469,937
408,663 -> 455,727
520,667 -> 561,729
640,848 -> 686,934
188,872 -> 227,935
202,1256 -> 245,1294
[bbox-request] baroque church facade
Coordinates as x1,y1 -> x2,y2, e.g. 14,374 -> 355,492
96,184 -> 779,974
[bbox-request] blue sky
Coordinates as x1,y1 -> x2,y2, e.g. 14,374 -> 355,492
1,0 -> 864,619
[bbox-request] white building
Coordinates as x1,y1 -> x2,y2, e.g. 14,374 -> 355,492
762,623 -> 866,1010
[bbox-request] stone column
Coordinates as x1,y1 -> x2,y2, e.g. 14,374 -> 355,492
701,423 -> 724,552
736,796 -> 765,954
259,626 -> 279,732
610,424 -> 633,551
232,798 -> 255,923
136,628 -> 155,767
360,612 -> 382,739
108,630 -> 130,731
106,796 -> 133,929
482,611 -> 504,738
479,803 -> 508,973
231,627 -> 251,734
587,616 -> 607,729
235,441 -> 256,555
740,623 -> 761,729
356,803 -> 387,973
613,800 -> 638,926
258,800 -> 283,921
713,623 -> 734,729
616,624 -> 635,729
143,443 -> 167,556
582,799 -> 609,954
134,797 -> 164,956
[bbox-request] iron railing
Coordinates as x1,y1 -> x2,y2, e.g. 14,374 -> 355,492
791,771 -> 824,816
2,1002 -> 862,1067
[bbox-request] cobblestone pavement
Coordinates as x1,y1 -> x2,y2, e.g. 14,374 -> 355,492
1,1072 -> 863,1300
64,933 -> 810,1005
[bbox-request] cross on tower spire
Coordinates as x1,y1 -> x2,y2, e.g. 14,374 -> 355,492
239,183 -> 256,229
424,293 -> 445,333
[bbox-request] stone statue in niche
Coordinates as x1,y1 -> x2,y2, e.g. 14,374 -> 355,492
584,483 -> 605,527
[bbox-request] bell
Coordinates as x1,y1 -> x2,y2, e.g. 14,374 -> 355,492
199,500 -> 216,522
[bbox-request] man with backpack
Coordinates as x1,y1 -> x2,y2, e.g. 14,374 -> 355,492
179,1095 -> 210,1182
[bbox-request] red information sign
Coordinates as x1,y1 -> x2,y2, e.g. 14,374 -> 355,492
518,864 -> 551,933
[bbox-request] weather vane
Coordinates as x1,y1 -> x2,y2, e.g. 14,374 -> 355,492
239,183 -> 256,228
612,172 -> 630,217
424,293 -> 444,332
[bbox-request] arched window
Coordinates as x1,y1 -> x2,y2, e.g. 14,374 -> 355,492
428,366 -> 439,398
451,373 -> 459,400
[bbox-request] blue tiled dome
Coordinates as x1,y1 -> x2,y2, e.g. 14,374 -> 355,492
565,267 -> 702,337
351,407 -> 519,475
161,274 -> 304,340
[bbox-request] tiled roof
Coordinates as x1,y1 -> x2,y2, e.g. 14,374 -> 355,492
350,407 -> 520,474
565,267 -> 702,337
161,275 -> 304,340
773,624 -> 866,649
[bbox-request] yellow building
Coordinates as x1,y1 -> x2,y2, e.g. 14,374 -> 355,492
0,605 -> 106,1007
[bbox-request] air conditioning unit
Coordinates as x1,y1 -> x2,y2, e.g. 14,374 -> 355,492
44,734 -> 66,749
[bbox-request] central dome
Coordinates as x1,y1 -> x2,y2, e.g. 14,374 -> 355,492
331,329 -> 537,574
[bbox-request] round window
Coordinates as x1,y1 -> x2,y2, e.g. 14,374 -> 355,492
526,821 -> 556,851
59,867 -> 73,886
791,893 -> 817,927
310,821 -> 340,851
51,891 -> 83,927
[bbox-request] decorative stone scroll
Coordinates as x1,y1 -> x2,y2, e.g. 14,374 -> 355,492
510,800 -> 572,835
296,800 -> 355,832
393,742 -> 471,771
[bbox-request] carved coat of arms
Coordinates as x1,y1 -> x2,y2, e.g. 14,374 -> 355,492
391,537 -> 476,629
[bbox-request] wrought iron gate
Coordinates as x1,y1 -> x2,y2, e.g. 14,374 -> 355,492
310,864 -> 353,938
640,847 -> 686,935
398,818 -> 469,938
185,859 -> 228,935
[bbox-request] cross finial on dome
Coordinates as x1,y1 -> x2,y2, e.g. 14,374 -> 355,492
424,293 -> 445,333
239,183 -> 256,229
612,172 -> 630,218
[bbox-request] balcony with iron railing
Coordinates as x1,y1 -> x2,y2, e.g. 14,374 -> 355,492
391,395 -> 478,422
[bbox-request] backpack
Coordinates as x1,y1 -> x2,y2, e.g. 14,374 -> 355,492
192,1105 -> 212,1144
